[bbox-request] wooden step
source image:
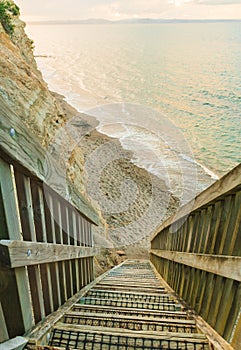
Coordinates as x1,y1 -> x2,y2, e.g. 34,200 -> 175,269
96,281 -> 163,289
93,284 -> 166,293
107,272 -> 158,277
109,269 -> 153,273
86,289 -> 175,303
78,296 -> 182,311
89,288 -> 170,298
72,304 -> 190,319
49,323 -> 210,349
101,277 -> 159,283
64,311 -> 198,333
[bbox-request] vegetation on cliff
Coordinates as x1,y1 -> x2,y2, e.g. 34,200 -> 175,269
0,0 -> 19,35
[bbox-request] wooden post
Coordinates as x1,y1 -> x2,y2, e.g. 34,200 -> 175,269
0,159 -> 34,331
0,302 -> 9,343
231,310 -> 241,349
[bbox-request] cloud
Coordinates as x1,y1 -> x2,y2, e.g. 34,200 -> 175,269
89,0 -> 169,18
15,0 -> 241,21
169,0 -> 241,4
198,0 -> 241,3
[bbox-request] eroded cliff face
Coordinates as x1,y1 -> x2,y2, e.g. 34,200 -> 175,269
0,18 -> 62,141
0,4 -> 112,256
0,2 -> 89,195
0,2 -> 179,267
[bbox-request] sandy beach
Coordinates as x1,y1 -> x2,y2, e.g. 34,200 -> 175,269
55,92 -> 179,273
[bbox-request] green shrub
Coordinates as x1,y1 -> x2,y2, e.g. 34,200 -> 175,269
0,1 -> 20,35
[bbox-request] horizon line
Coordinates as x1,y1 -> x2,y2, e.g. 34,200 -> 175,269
26,18 -> 241,24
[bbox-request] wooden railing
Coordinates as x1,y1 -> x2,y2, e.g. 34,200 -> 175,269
150,163 -> 241,350
0,153 -> 96,343
0,97 -> 99,344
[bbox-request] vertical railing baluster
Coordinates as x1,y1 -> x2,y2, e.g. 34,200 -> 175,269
0,302 -> 9,343
0,159 -> 35,332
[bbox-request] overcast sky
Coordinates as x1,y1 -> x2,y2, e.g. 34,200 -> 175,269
15,0 -> 241,21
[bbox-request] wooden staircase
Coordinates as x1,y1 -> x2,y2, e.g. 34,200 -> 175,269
29,260 -> 211,349
1,100 -> 240,350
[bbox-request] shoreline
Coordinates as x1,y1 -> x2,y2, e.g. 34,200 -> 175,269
33,50 -> 220,187
34,54 -> 219,185
53,90 -> 216,197
54,92 -> 180,261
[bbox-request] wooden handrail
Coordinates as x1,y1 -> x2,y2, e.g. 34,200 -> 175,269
0,240 -> 96,268
150,163 -> 241,350
0,138 -> 96,343
151,250 -> 241,282
151,162 -> 241,240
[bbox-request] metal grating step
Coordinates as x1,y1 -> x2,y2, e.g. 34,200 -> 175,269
78,296 -> 182,311
72,304 -> 190,319
64,311 -> 198,333
49,324 -> 210,350
42,260 -> 211,350
93,284 -> 166,293
86,289 -> 175,302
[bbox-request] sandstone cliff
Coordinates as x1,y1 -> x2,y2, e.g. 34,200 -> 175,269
0,2 -> 179,271
0,1 -> 92,197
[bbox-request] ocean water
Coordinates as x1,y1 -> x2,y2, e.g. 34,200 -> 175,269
25,22 -> 241,201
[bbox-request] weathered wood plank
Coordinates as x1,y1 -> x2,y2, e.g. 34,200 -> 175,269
231,309 -> 241,349
22,175 -> 37,242
151,250 -> 241,282
47,193 -> 56,244
0,336 -> 28,350
71,211 -> 77,246
14,171 -> 33,242
64,261 -> 72,299
227,191 -> 241,256
57,201 -> 63,245
90,256 -> 94,280
73,303 -> 187,318
78,296 -> 179,310
27,265 -> 43,323
89,288 -> 172,298
215,279 -> 235,336
94,283 -> 165,293
30,181 -> 45,242
0,266 -> 27,338
0,160 -> 21,240
35,265 -> 46,320
0,159 -> 35,331
46,264 -> 54,313
65,310 -> 196,325
223,283 -> 241,342
54,262 -> 62,308
49,263 -> 60,311
68,260 -> 74,296
60,261 -> 68,303
0,301 -> 9,343
71,259 -> 77,294
39,264 -> 51,316
0,240 -> 96,268
52,322 -> 208,341
75,259 -> 80,291
208,276 -> 223,328
38,185 -> 47,243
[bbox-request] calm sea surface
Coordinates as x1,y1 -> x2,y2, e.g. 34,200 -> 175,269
25,22 -> 241,197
